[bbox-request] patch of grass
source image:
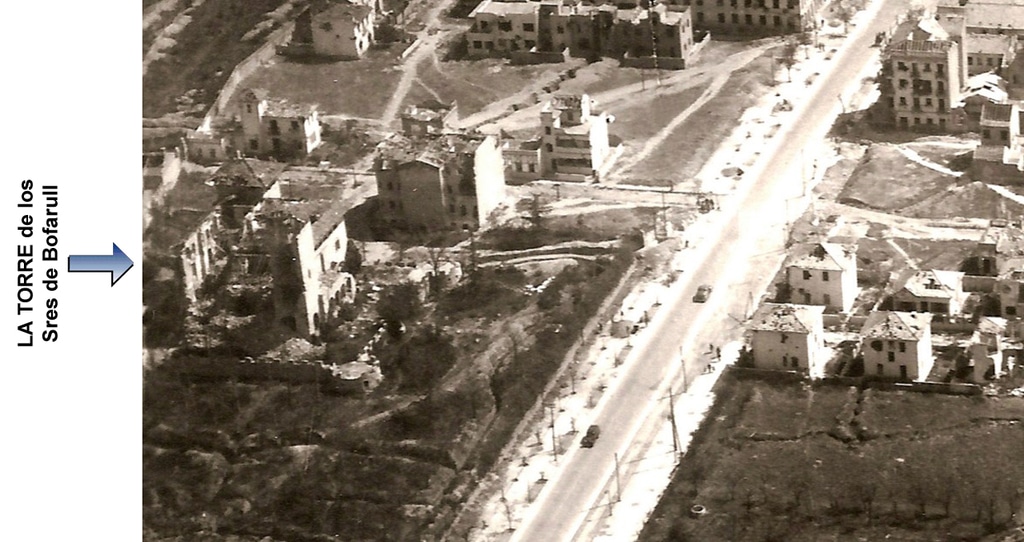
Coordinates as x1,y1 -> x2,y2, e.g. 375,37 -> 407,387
407,57 -> 582,118
890,238 -> 977,272
839,144 -> 953,211
641,376 -> 1024,542
234,47 -> 405,119
621,53 -> 772,182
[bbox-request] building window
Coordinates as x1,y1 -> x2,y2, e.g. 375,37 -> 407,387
745,14 -> 753,25
731,13 -> 739,23
717,13 -> 725,23
898,342 -> 906,353
460,205 -> 468,216
697,12 -> 705,23
773,15 -> 781,26
557,26 -> 564,34
899,96 -> 907,106
781,333 -> 788,343
822,271 -> 830,281
759,15 -> 766,26
802,270 -> 811,280
823,294 -> 831,306
498,21 -> 512,32
473,41 -> 482,49
545,143 -> 553,152
523,23 -> 534,32
899,79 -> 908,89
983,129 -> 992,139
249,139 -> 259,150
335,239 -> 341,250
545,126 -> 552,135
923,63 -> 931,72
968,57 -> 974,66
887,351 -> 895,362
936,63 -> 944,75
291,120 -> 300,131
528,163 -> 535,173
925,97 -> 932,107
1002,130 -> 1010,141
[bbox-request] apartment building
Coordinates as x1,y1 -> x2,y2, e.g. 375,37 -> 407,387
878,16 -> 963,131
660,0 -> 822,37
785,242 -> 858,313
466,0 -> 696,66
374,133 -> 507,231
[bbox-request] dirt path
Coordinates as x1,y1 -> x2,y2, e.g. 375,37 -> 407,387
817,200 -> 988,240
379,0 -> 457,125
609,45 -> 772,177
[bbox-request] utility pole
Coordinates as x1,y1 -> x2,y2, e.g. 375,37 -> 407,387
668,387 -> 680,456
680,346 -> 688,391
549,404 -> 558,464
500,486 -> 513,531
614,452 -> 622,502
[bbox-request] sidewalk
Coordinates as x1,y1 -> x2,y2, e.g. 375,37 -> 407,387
468,4 -> 884,540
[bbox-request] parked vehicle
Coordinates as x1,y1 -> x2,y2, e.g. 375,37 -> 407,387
693,284 -> 713,303
581,424 -> 601,448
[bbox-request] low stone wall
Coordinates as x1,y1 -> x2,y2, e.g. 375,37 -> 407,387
619,56 -> 687,70
199,21 -> 296,132
510,48 -> 568,65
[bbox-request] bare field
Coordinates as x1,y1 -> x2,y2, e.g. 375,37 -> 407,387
620,53 -> 773,184
641,375 -> 1024,542
231,48 -> 406,119
405,57 -> 584,118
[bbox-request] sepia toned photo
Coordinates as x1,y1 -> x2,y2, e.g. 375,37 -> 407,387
142,0 -> 1024,540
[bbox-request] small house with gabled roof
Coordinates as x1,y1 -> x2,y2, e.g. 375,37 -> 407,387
786,242 -> 858,313
861,311 -> 934,381
749,303 -> 826,377
892,268 -> 967,318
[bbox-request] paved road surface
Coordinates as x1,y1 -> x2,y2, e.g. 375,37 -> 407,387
509,1 -> 909,540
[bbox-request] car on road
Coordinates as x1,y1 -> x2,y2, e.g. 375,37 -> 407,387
580,424 -> 600,448
692,284 -> 712,303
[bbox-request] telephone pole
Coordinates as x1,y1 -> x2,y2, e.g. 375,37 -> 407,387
549,404 -> 558,464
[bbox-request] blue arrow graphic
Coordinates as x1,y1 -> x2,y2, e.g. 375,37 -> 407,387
67,243 -> 134,286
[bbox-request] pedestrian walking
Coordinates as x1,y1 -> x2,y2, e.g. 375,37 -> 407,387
716,347 -> 721,360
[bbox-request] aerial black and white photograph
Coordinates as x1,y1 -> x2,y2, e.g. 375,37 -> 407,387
139,0 -> 1024,540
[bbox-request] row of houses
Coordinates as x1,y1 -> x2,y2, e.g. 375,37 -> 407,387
749,228 -> 1024,382
466,0 -> 703,67
748,303 -> 1020,382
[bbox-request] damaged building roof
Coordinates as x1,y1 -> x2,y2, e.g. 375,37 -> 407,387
789,242 -> 856,271
749,303 -> 824,334
254,167 -> 362,248
862,311 -> 932,340
376,132 -> 484,167
212,158 -> 288,189
897,269 -> 964,299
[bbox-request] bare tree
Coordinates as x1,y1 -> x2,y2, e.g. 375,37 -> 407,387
778,40 -> 799,83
